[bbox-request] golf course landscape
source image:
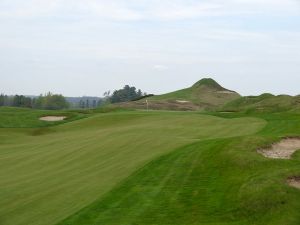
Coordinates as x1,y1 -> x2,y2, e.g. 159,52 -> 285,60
1,79 -> 300,225
2,0 -> 300,223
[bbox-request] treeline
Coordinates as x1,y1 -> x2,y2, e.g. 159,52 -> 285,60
0,85 -> 148,110
0,94 -> 32,108
105,85 -> 146,103
0,93 -> 69,110
78,99 -> 102,109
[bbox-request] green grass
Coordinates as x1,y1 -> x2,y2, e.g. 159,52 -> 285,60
0,109 -> 265,225
57,112 -> 300,225
0,107 -> 86,128
144,78 -> 240,109
58,138 -> 300,225
2,107 -> 300,225
221,94 -> 300,113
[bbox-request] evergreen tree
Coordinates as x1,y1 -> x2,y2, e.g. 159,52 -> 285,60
137,89 -> 142,97
109,85 -> 145,103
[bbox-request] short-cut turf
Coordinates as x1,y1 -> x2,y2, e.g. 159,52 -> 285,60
0,109 -> 265,225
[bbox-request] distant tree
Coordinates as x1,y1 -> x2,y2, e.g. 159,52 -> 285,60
12,95 -> 20,107
97,99 -> 102,107
32,98 -> 36,107
33,92 -> 69,110
109,85 -> 145,103
79,100 -> 84,108
12,95 -> 32,108
0,94 -> 32,108
34,94 -> 43,109
0,94 -> 5,106
86,99 -> 89,108
137,89 -> 142,97
23,96 -> 32,108
3,95 -> 12,106
92,100 -> 97,108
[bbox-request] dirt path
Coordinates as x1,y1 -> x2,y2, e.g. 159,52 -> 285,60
258,138 -> 300,159
40,116 -> 66,121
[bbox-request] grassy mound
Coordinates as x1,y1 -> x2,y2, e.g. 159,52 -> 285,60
119,78 -> 240,111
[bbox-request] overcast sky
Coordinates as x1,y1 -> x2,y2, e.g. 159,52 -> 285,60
1,0 -> 300,97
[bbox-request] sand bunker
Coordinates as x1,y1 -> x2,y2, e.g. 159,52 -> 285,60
39,116 -> 66,122
258,138 -> 300,159
287,177 -> 300,189
176,100 -> 190,103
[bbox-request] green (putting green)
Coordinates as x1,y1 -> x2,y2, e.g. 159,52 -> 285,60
0,108 -> 265,225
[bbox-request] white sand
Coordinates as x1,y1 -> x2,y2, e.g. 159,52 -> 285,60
258,138 -> 300,159
40,116 -> 67,122
176,100 -> 190,103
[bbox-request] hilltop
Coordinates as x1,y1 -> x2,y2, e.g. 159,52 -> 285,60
118,78 -> 240,111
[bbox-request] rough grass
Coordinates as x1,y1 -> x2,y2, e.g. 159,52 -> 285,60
221,94 -> 300,113
0,109 -> 265,225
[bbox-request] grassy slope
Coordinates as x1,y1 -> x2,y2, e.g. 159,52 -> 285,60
58,112 -> 300,225
0,109 -> 265,225
120,79 -> 241,111
149,79 -> 240,108
222,94 -> 300,113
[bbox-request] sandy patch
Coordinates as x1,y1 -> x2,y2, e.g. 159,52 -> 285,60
258,138 -> 300,159
176,100 -> 190,103
40,116 -> 67,122
287,177 -> 300,189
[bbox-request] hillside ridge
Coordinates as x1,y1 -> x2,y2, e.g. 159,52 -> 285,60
118,77 -> 240,111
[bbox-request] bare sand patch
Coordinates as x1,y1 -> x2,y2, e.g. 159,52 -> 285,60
39,116 -> 66,122
287,177 -> 300,189
258,138 -> 300,159
176,100 -> 190,103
